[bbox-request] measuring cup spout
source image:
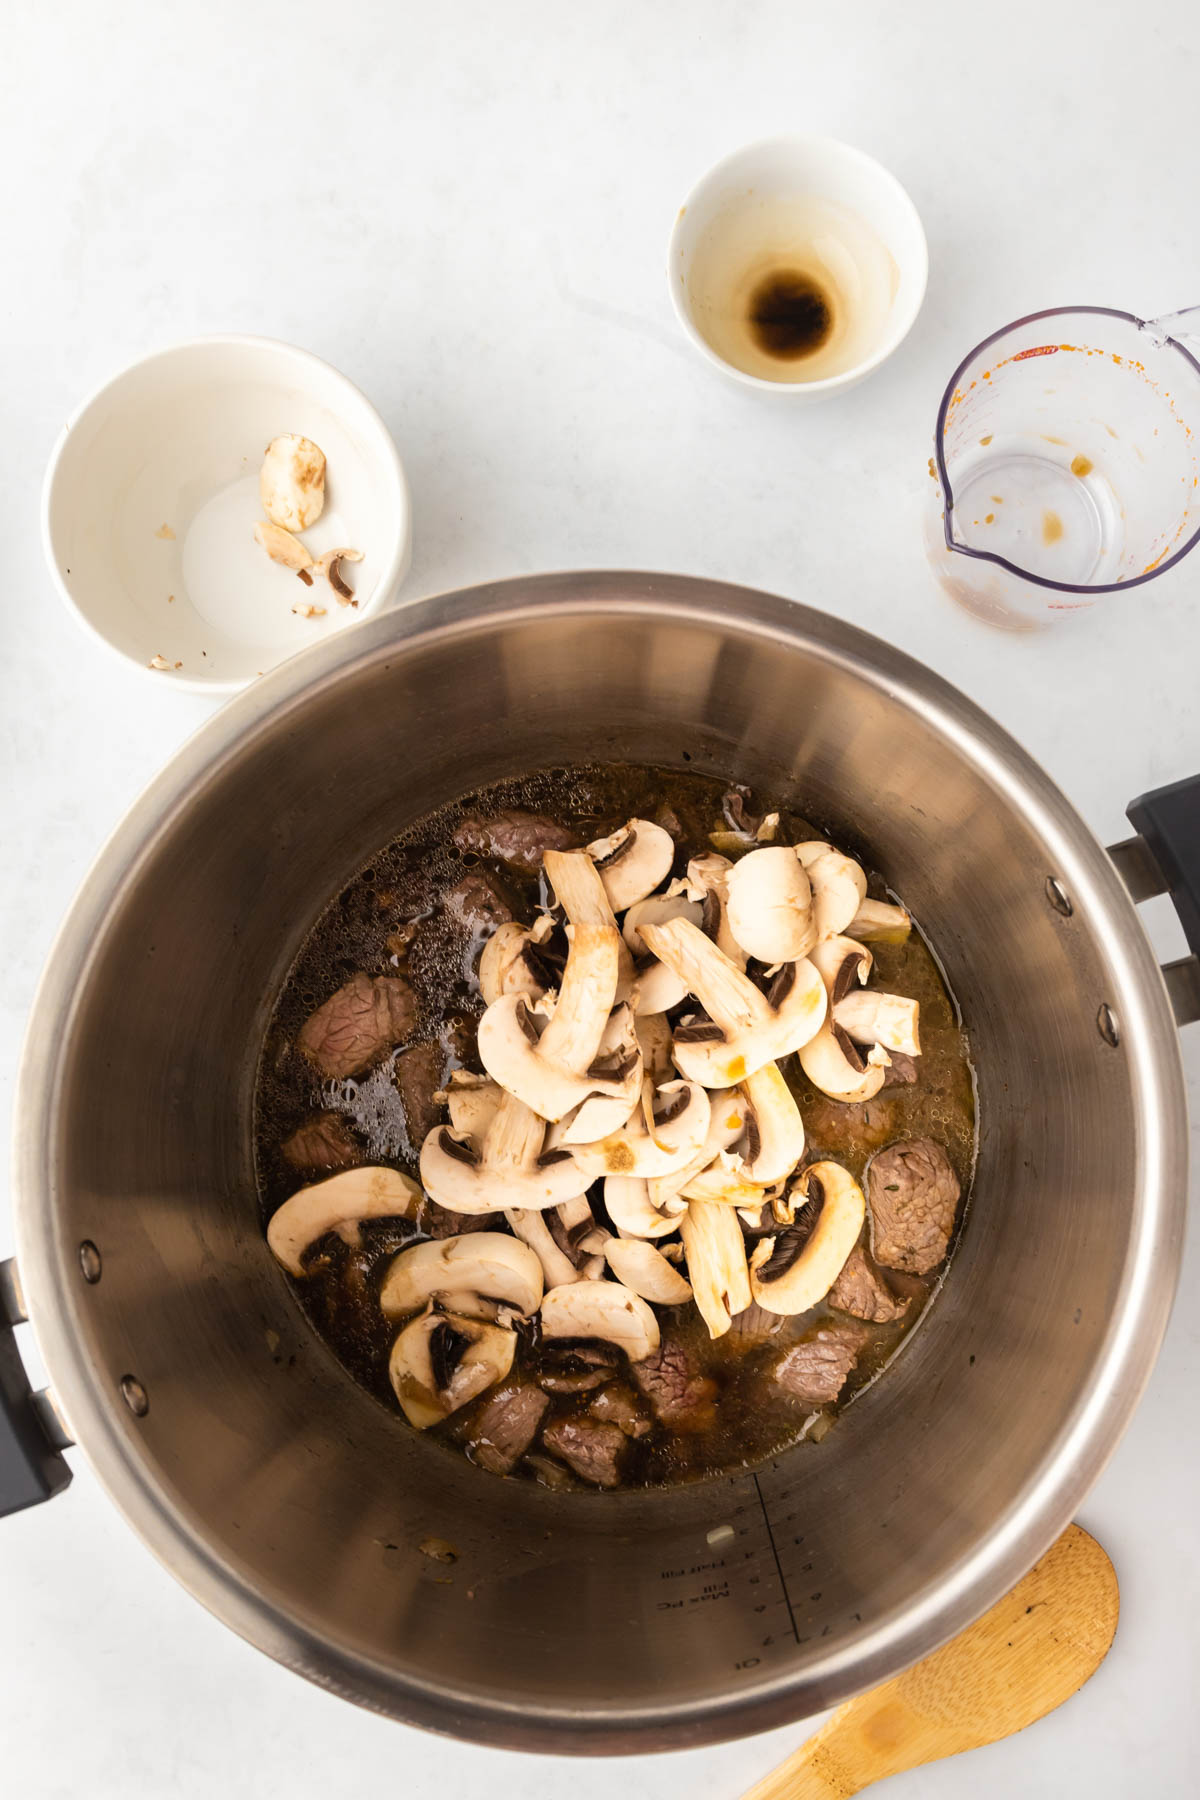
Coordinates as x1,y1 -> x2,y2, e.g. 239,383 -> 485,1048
1140,303 -> 1200,349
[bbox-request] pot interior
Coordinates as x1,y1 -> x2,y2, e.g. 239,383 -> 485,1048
26,581 -> 1179,1749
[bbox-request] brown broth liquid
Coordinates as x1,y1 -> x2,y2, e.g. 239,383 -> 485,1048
254,765 -> 976,1488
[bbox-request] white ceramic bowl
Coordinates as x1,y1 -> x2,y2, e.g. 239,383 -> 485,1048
669,135 -> 928,398
42,336 -> 412,692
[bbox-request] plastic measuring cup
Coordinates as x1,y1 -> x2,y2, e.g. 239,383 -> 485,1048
925,305 -> 1200,628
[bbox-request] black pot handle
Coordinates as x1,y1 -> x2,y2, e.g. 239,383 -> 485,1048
1111,773 -> 1200,1027
0,1259 -> 72,1517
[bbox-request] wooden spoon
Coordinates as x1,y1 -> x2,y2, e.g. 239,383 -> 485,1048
743,1524 -> 1118,1799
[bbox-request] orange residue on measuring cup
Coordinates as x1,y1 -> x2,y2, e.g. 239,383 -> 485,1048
1070,455 -> 1094,477
1042,511 -> 1064,544
979,434 -> 993,445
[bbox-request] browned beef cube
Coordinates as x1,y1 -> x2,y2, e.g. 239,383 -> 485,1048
630,1339 -> 717,1431
541,1416 -> 627,1488
297,972 -> 416,1078
452,810 -> 576,870
279,1111 -> 362,1173
467,1385 -> 549,1475
881,1052 -> 919,1087
443,870 -> 514,931
394,1040 -> 445,1149
587,1384 -> 651,1438
771,1323 -> 870,1406
868,1138 -> 961,1275
827,1245 -> 911,1324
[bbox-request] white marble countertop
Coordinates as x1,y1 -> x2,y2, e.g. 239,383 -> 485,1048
3,1 -> 1199,1793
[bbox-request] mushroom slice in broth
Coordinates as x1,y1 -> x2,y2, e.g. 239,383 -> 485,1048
256,762 -> 973,1488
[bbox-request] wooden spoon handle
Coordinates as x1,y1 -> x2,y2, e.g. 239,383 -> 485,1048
743,1525 -> 1118,1800
743,1694 -> 921,1799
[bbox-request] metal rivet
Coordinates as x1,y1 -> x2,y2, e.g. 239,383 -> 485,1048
1046,877 -> 1073,917
1097,1004 -> 1120,1048
79,1241 -> 102,1284
120,1375 -> 149,1417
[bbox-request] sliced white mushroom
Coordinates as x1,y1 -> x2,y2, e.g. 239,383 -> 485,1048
683,1061 -> 807,1202
260,434 -> 326,532
540,1280 -> 661,1361
313,546 -> 363,603
800,1025 -> 891,1102
634,1011 -> 674,1084
725,846 -> 816,964
570,1079 -> 711,1180
586,818 -> 675,911
478,851 -> 626,1119
798,937 -> 890,1102
624,891 -> 703,1015
604,1174 -> 687,1240
646,1088 -> 749,1212
794,842 -> 868,940
680,1152 -> 771,1208
444,1071 -> 503,1141
267,1166 -> 421,1276
556,1194 -> 598,1238
547,845 -> 636,998
553,1003 -> 643,1142
667,853 -> 746,969
632,959 -> 690,1018
811,934 -> 921,1057
554,1090 -> 640,1145
622,891 -> 703,954
834,989 -> 921,1055
505,1207 -> 580,1287
604,1237 -> 693,1304
640,917 -> 826,1087
479,921 -> 549,1006
708,799 -> 781,855
420,1089 -> 590,1212
847,897 -> 913,943
680,1201 -> 752,1339
737,1062 -> 806,1183
254,519 -> 313,572
379,1233 -> 544,1321
749,1162 -> 865,1315
388,1306 -> 515,1429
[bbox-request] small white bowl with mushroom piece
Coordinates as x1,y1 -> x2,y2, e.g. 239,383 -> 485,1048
42,335 -> 411,691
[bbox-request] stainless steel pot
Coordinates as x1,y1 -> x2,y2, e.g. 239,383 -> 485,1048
5,573 -> 1198,1753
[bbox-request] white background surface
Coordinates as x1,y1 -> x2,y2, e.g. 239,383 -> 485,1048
3,1 -> 1199,1794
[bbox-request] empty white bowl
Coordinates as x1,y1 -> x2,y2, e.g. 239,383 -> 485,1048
42,336 -> 412,692
669,136 -> 928,398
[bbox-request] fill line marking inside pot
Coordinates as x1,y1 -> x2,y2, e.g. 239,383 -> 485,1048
754,1472 -> 800,1643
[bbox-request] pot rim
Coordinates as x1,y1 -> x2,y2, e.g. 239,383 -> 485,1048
12,571 -> 1187,1752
